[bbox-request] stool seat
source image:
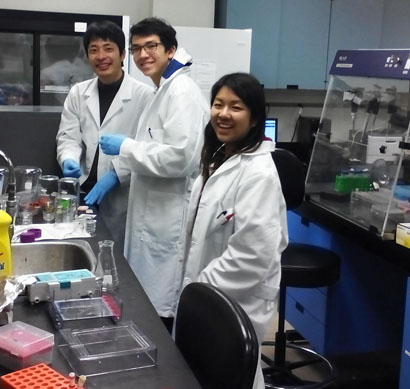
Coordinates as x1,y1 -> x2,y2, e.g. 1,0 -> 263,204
281,243 -> 341,288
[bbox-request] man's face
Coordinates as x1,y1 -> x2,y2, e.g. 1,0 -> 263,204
130,34 -> 176,86
87,38 -> 124,84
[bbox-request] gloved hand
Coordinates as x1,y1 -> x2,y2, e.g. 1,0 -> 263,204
84,170 -> 119,205
100,134 -> 127,155
62,159 -> 81,178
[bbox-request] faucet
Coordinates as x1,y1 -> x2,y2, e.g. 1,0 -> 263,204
0,150 -> 17,230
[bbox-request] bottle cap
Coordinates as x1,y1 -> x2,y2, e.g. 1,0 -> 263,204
28,228 -> 42,239
20,231 -> 36,243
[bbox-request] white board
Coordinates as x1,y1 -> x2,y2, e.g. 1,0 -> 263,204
128,26 -> 252,99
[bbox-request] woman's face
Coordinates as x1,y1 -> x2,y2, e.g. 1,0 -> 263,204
210,86 -> 254,150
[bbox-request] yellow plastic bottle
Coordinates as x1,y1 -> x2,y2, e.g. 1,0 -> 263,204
0,210 -> 12,277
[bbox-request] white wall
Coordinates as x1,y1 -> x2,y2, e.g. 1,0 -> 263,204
0,0 -> 214,26
0,0 -> 150,23
152,0 -> 214,27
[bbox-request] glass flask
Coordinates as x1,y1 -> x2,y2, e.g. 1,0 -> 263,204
97,240 -> 119,291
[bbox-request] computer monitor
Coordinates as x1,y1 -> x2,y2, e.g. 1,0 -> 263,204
265,118 -> 278,142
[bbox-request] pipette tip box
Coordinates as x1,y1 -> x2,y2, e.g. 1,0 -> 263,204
0,321 -> 54,371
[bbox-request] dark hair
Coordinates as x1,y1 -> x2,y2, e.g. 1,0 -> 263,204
201,72 -> 266,180
83,20 -> 125,56
130,17 -> 177,51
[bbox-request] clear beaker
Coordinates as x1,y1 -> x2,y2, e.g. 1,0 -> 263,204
38,175 -> 59,222
39,175 -> 59,195
54,193 -> 77,223
15,166 -> 42,193
16,190 -> 36,225
97,240 -> 119,291
58,177 -> 80,204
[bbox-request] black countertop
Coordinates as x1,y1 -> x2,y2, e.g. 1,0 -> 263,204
297,200 -> 410,274
2,219 -> 200,388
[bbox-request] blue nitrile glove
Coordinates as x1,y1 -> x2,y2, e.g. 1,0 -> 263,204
84,170 -> 119,205
100,134 -> 127,155
62,159 -> 81,178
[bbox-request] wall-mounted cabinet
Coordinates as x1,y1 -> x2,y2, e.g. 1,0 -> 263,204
219,0 -> 410,89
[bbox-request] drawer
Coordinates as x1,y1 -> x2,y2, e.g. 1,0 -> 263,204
287,211 -> 332,248
285,293 -> 326,354
286,286 -> 327,325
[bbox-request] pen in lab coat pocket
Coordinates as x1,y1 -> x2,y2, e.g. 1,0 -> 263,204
148,128 -> 152,138
217,208 -> 235,225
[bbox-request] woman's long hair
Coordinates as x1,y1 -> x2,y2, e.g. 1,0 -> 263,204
201,72 -> 266,180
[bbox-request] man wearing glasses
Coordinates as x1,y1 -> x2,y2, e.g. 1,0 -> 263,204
100,17 -> 209,332
56,20 -> 153,249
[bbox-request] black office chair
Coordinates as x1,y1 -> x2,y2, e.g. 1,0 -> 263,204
262,149 -> 341,388
175,282 -> 259,389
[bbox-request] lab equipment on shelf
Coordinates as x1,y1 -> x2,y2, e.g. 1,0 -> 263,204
305,49 -> 410,239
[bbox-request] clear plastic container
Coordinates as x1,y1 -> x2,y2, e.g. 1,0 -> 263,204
58,321 -> 157,377
49,294 -> 122,329
0,321 -> 54,370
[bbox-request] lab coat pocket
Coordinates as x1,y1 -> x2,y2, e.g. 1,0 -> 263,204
205,202 -> 225,237
143,189 -> 184,246
205,203 -> 235,247
148,128 -> 164,142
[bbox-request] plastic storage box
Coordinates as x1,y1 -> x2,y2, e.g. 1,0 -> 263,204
48,293 -> 122,329
0,322 -> 54,371
58,321 -> 156,377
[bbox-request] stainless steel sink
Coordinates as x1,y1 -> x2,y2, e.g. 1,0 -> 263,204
11,240 -> 98,276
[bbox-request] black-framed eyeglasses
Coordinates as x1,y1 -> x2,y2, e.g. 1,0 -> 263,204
129,42 -> 163,55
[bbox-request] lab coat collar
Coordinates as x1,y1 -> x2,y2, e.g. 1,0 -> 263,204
242,140 -> 276,155
102,73 -> 134,126
84,72 -> 133,128
160,48 -> 192,86
209,140 -> 275,180
84,77 -> 100,128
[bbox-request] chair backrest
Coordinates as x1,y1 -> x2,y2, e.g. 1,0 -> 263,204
271,148 -> 305,210
175,282 -> 259,389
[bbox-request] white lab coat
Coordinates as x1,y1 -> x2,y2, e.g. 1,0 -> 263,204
117,48 -> 209,317
56,73 -> 153,248
182,141 -> 288,389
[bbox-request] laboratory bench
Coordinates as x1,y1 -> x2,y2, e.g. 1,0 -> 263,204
287,199 -> 410,388
0,218 -> 201,388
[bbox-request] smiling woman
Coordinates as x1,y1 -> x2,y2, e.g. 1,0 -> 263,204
182,72 -> 288,389
210,86 -> 255,154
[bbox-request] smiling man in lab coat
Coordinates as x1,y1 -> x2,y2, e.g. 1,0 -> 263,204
56,20 -> 153,249
99,17 -> 209,332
